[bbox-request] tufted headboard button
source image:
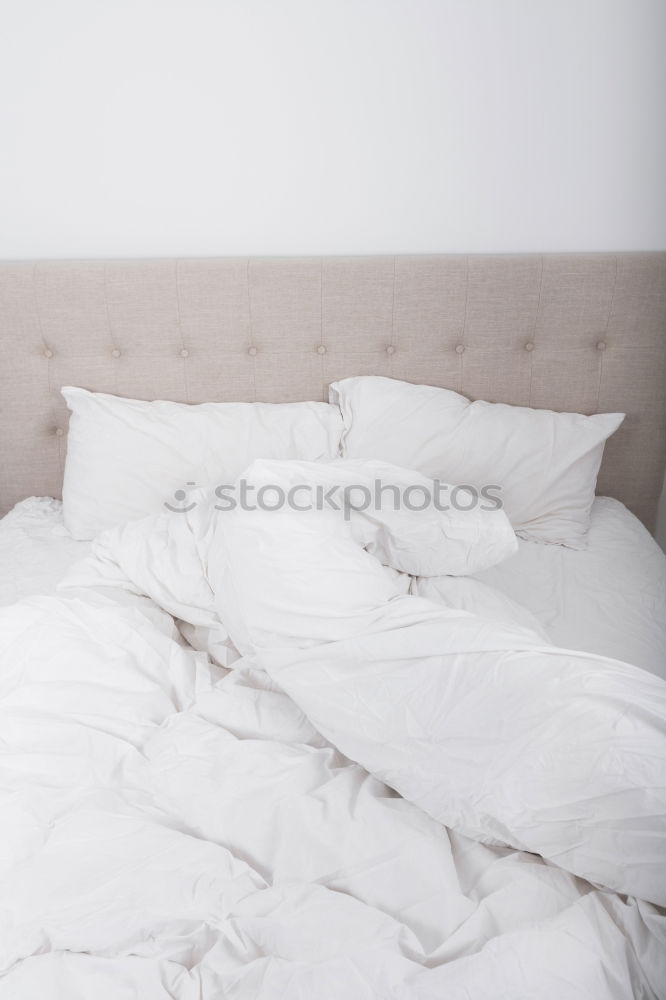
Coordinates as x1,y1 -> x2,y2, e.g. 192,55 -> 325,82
248,346 -> 258,357
524,342 -> 535,352
54,427 -> 64,437
111,348 -> 121,358
596,341 -> 607,351
179,348 -> 189,358
43,348 -> 53,359
317,344 -> 327,355
386,345 -> 396,356
455,344 -> 465,354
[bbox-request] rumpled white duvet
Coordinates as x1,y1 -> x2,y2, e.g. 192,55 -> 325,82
1,460 -> 665,1000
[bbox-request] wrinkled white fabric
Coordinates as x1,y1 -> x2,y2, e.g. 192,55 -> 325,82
230,458 -> 518,577
261,602 -> 666,905
0,497 -> 90,606
475,496 -> 666,679
1,461 -> 665,999
411,574 -> 550,640
2,494 -> 663,677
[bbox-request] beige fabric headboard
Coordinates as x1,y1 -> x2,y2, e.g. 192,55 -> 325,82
1,253 -> 665,530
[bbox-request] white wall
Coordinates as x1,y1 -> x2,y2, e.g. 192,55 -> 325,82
2,0 -> 665,543
1,0 -> 664,259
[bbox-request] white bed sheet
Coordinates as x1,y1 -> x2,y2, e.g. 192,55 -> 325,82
0,498 -> 91,606
0,495 -> 664,676
474,497 -> 666,677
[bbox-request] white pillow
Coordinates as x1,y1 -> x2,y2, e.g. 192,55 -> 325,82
61,387 -> 343,539
205,458 -> 516,655
330,377 -> 624,548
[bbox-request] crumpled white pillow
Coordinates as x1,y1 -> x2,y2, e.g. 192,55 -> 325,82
231,458 -> 517,577
205,458 -> 517,654
330,376 -> 624,548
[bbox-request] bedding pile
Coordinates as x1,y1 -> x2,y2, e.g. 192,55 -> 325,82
0,458 -> 664,1000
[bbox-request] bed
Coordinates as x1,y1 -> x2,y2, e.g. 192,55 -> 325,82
0,253 -> 665,1000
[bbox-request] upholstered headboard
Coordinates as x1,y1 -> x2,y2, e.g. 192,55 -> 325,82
1,253 -> 665,530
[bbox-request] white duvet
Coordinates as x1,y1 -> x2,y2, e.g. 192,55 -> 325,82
1,460 -> 665,1000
